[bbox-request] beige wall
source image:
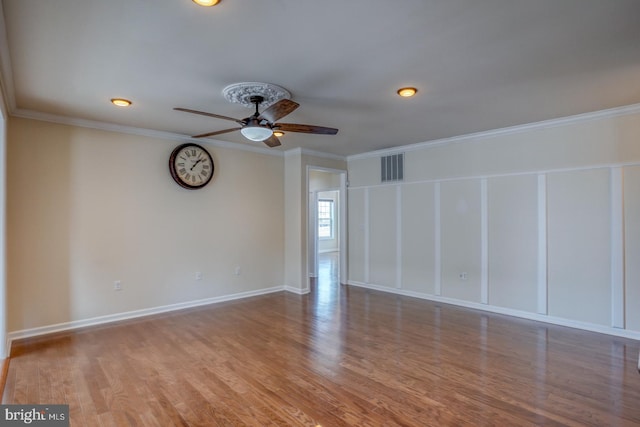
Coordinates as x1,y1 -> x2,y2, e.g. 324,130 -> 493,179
347,108 -> 640,336
7,117 -> 285,333
0,95 -> 6,357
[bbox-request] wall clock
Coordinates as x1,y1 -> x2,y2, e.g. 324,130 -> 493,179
169,143 -> 214,189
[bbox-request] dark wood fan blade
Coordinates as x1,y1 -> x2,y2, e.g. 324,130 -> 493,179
275,123 -> 339,135
174,107 -> 244,124
258,99 -> 300,123
262,135 -> 282,148
192,128 -> 242,138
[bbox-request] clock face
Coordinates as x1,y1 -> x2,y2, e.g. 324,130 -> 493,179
169,143 -> 214,189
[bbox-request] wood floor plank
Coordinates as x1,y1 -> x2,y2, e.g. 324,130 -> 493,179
3,255 -> 640,425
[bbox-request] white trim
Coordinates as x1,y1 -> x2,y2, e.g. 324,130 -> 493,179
347,102 -> 640,161
339,173 -> 348,284
346,281 -> 640,341
7,286 -> 287,349
285,285 -> 310,295
396,185 -> 402,289
347,161 -> 640,191
537,174 -> 548,315
310,190 -> 318,278
434,183 -> 442,296
480,179 -> 488,304
364,187 -> 370,284
610,167 -> 625,329
11,108 -> 284,157
318,248 -> 339,254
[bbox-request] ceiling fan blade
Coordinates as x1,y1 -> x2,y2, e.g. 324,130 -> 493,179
192,127 -> 242,138
174,107 -> 244,124
258,99 -> 300,123
275,123 -> 339,135
262,135 -> 282,148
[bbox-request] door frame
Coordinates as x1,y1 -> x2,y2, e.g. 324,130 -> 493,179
306,166 -> 348,285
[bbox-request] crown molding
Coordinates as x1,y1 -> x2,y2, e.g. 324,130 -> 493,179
11,108 -> 285,157
347,102 -> 640,161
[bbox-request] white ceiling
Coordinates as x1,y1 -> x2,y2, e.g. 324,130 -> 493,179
1,0 -> 640,157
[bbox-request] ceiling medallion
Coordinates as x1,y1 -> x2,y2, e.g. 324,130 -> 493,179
222,82 -> 291,108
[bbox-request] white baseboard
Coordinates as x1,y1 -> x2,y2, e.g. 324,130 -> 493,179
347,280 -> 640,341
6,286 -> 288,351
285,286 -> 310,295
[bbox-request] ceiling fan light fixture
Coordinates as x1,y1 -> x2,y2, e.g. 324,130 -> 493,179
273,131 -> 285,137
241,126 -> 273,142
192,0 -> 220,6
397,87 -> 417,97
110,98 -> 132,107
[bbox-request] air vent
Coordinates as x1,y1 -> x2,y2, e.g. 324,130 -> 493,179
381,153 -> 404,183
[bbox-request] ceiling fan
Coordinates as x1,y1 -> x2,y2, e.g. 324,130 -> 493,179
174,95 -> 338,148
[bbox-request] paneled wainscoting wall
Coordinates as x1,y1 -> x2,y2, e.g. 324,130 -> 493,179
348,163 -> 640,339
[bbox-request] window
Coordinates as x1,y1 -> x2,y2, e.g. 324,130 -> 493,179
318,199 -> 334,239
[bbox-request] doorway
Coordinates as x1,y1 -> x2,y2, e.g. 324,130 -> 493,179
307,167 -> 347,292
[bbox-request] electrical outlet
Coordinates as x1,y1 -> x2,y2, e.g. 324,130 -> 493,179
194,271 -> 202,281
114,280 -> 122,291
459,272 -> 468,281
234,266 -> 241,276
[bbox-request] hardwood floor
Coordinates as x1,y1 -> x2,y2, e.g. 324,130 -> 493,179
3,254 -> 640,426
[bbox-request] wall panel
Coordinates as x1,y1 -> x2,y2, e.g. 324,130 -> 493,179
624,166 -> 640,331
348,108 -> 640,337
401,183 -> 435,294
547,169 -> 611,326
369,185 -> 397,288
487,175 -> 538,312
347,188 -> 366,283
440,180 -> 481,302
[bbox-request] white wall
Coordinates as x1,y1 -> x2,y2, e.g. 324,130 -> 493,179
347,106 -> 640,338
7,117 -> 285,334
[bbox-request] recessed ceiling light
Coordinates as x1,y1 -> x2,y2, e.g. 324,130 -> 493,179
397,87 -> 417,97
273,131 -> 285,137
110,98 -> 132,107
192,0 -> 220,6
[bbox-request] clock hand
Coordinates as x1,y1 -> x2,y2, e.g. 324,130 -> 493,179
190,158 -> 204,171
